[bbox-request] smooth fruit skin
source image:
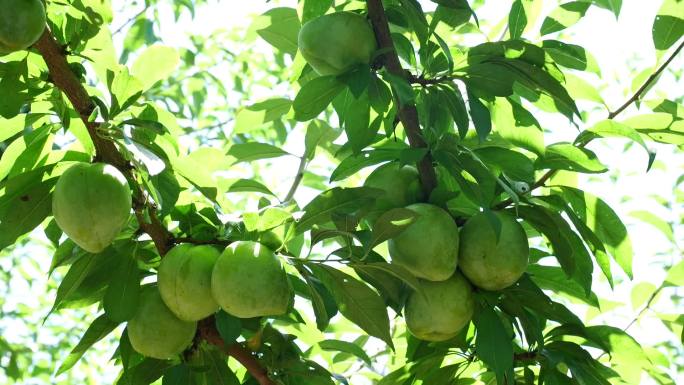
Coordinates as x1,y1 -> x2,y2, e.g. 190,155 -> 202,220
52,162 -> 132,253
298,12 -> 377,76
158,244 -> 221,321
405,273 -> 474,342
127,286 -> 197,359
211,241 -> 292,318
0,0 -> 46,54
388,203 -> 460,281
458,211 -> 529,291
364,163 -> 423,223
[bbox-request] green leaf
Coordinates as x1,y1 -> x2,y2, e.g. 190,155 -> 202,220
504,275 -> 584,326
543,40 -> 600,74
294,76 -> 345,121
227,142 -> 291,164
623,112 -> 684,145
559,186 -> 633,278
333,89 -> 374,153
225,179 -> 276,197
307,264 -> 393,347
109,65 -> 144,117
591,0 -> 622,18
652,0 -> 684,52
296,187 -> 382,233
117,357 -> 173,385
302,0 -> 332,23
527,265 -> 599,307
234,98 -> 292,134
103,250 -> 141,323
584,326 -> 649,383
351,262 -> 422,294
0,176 -> 56,251
540,1 -> 591,35
509,0 -> 528,39
368,208 -> 419,249
536,143 -> 607,173
468,92 -> 492,142
629,210 -> 674,242
131,45 -> 180,91
473,304 -> 513,384
631,282 -> 657,310
254,7 -> 301,56
304,120 -> 341,160
215,311 -> 242,344
195,346 -> 240,385
492,98 -> 545,155
48,252 -> 107,319
57,314 -> 119,374
577,120 -> 655,171
330,150 -> 400,182
665,260 -> 684,286
437,85 -> 469,138
543,341 -> 613,385
318,339 -> 372,365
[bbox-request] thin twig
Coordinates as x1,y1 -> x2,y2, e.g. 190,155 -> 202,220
34,27 -> 275,385
366,0 -> 437,197
283,156 -> 307,202
608,40 -> 684,119
113,8 -> 147,35
494,39 -> 684,210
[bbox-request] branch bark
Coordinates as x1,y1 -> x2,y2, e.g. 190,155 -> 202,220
495,39 -> 684,210
366,0 -> 437,197
34,27 -> 274,385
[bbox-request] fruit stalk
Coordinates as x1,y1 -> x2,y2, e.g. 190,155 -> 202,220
34,27 -> 275,385
366,0 -> 438,197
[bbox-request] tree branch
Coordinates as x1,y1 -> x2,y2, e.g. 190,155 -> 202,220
34,27 -> 274,385
608,39 -> 684,119
366,0 -> 437,197
283,156 -> 307,202
198,318 -> 275,385
495,39 -> 684,210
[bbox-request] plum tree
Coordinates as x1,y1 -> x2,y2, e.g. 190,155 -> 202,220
157,244 -> 221,321
211,241 -> 292,318
363,163 -> 423,223
298,11 -> 377,76
388,203 -> 459,281
52,162 -> 131,253
458,211 -> 529,291
127,286 -> 197,360
404,273 -> 474,342
0,0 -> 46,54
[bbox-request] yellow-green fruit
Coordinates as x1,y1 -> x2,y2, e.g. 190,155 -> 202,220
158,244 -> 221,321
0,0 -> 46,54
298,12 -> 377,76
127,287 -> 197,359
364,163 -> 423,224
405,273 -> 474,342
458,211 -> 529,291
52,162 -> 131,253
211,241 -> 292,318
388,203 -> 459,281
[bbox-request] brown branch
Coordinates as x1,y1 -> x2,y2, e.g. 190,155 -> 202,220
494,38 -> 684,211
608,39 -> 684,119
34,27 -> 274,385
366,0 -> 437,197
198,318 -> 275,385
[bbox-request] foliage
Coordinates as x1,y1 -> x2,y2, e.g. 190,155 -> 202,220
0,0 -> 683,384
